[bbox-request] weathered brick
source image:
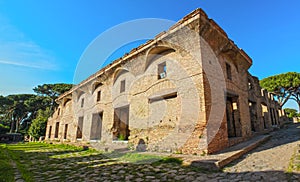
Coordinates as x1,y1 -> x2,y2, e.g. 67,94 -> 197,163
45,8 -> 285,154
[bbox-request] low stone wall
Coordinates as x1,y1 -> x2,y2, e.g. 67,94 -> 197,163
0,133 -> 23,143
293,117 -> 300,123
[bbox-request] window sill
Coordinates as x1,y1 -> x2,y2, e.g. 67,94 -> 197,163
90,139 -> 101,142
112,140 -> 128,144
148,88 -> 177,103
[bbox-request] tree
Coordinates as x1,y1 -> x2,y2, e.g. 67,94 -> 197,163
28,108 -> 51,140
0,95 -> 13,111
291,87 -> 300,112
284,108 -> 299,118
260,72 -> 300,110
0,94 -> 51,133
25,95 -> 52,114
0,83 -> 72,135
33,83 -> 73,113
5,94 -> 36,133
19,96 -> 52,132
0,95 -> 13,131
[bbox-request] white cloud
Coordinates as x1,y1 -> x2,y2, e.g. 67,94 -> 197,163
0,59 -> 52,69
0,15 -> 58,70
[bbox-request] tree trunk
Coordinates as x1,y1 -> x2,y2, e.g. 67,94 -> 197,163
10,119 -> 15,133
291,93 -> 300,112
15,117 -> 19,133
280,94 -> 292,108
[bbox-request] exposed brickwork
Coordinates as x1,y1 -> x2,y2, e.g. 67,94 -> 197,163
46,8 -> 284,154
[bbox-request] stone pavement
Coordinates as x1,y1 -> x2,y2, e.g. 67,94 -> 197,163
172,134 -> 270,170
220,123 -> 300,181
130,123 -> 300,181
72,123 -> 300,181
223,123 -> 300,172
120,123 -> 300,181
9,123 -> 300,181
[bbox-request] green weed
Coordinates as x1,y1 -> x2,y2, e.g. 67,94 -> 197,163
0,144 -> 14,182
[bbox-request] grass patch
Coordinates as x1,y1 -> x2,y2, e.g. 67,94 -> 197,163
49,143 -> 87,151
156,157 -> 183,165
6,144 -> 35,181
296,157 -> 300,170
287,146 -> 300,173
4,142 -> 81,181
1,142 -> 105,181
118,153 -> 163,164
1,142 -> 207,181
108,152 -> 183,165
0,144 -> 14,182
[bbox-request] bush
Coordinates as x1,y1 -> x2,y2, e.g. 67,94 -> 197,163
284,108 -> 299,118
118,134 -> 126,141
28,108 -> 50,140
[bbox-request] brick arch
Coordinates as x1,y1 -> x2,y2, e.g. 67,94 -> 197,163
62,98 -> 71,107
112,68 -> 130,84
144,45 -> 175,71
74,90 -> 85,102
91,81 -> 103,94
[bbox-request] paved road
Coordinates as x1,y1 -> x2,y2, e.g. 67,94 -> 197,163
222,123 -> 300,181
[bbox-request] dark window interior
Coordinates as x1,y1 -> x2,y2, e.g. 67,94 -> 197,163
158,62 -> 167,79
226,63 -> 232,80
97,90 -> 101,102
120,80 -> 126,93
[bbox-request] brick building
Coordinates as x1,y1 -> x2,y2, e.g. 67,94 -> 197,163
46,9 -> 284,154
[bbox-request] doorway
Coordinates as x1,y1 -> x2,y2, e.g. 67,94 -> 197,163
113,106 -> 130,140
90,112 -> 103,140
226,96 -> 241,138
76,117 -> 84,139
249,101 -> 257,132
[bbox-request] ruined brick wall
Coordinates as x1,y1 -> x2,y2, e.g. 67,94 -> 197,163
46,98 -> 75,141
47,12 -> 208,154
46,8 -> 282,154
123,18 -> 206,153
197,11 -> 253,153
248,75 -> 265,132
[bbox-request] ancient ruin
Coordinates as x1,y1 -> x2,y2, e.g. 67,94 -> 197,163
46,9 -> 285,154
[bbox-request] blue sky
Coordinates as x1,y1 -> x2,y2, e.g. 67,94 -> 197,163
0,0 -> 299,109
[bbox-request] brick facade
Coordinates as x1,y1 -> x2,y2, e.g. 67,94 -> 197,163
46,9 -> 285,154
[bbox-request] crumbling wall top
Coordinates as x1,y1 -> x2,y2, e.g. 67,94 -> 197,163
57,8 -> 253,101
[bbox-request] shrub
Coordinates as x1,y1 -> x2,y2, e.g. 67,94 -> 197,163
28,108 -> 50,140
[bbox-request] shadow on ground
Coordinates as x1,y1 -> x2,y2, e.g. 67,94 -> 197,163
2,141 -> 300,181
221,123 -> 300,169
